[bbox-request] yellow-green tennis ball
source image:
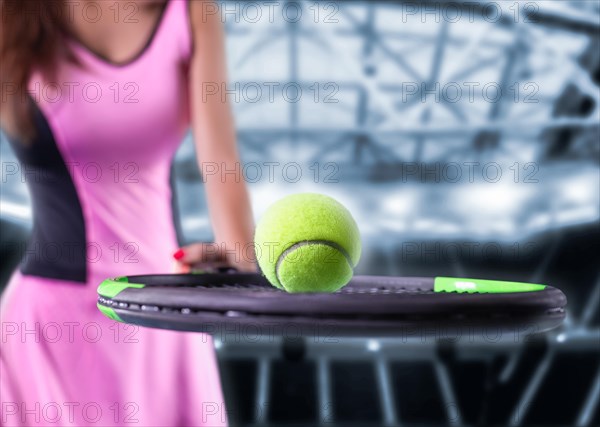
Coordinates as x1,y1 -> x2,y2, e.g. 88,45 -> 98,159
254,193 -> 361,293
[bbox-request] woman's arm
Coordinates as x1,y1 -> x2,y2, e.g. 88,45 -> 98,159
176,1 -> 256,272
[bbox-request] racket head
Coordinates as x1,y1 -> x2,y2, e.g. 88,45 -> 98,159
97,273 -> 567,340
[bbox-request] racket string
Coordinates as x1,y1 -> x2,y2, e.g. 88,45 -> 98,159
149,283 -> 436,294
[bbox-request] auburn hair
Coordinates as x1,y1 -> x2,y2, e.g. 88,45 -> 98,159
1,0 -> 73,140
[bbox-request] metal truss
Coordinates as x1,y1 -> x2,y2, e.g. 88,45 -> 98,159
221,0 -> 600,166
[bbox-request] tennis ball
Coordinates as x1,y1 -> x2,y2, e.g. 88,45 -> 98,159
254,193 -> 361,293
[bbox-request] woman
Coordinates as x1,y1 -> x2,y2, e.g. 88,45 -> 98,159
0,0 -> 255,425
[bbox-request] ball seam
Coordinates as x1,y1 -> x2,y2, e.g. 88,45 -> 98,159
275,240 -> 354,290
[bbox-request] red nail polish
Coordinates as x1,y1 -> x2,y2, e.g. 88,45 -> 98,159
173,249 -> 185,260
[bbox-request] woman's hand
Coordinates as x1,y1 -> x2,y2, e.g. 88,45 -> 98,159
173,243 -> 258,273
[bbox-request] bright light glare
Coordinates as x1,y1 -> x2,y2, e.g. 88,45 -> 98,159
367,339 -> 380,352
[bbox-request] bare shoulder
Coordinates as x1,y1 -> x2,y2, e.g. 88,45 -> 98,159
189,0 -> 223,33
188,0 -> 226,66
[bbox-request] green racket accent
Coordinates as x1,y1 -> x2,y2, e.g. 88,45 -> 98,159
97,303 -> 123,322
98,277 -> 145,298
434,277 -> 546,293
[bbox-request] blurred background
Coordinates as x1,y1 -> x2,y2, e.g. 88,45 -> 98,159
2,0 -> 599,426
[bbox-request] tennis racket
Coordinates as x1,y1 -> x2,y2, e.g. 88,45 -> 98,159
97,270 -> 566,340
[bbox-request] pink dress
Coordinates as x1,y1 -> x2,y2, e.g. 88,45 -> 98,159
0,1 -> 227,425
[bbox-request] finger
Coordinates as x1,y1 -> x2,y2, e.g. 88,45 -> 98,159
232,260 -> 259,273
172,243 -> 224,264
172,259 -> 191,273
